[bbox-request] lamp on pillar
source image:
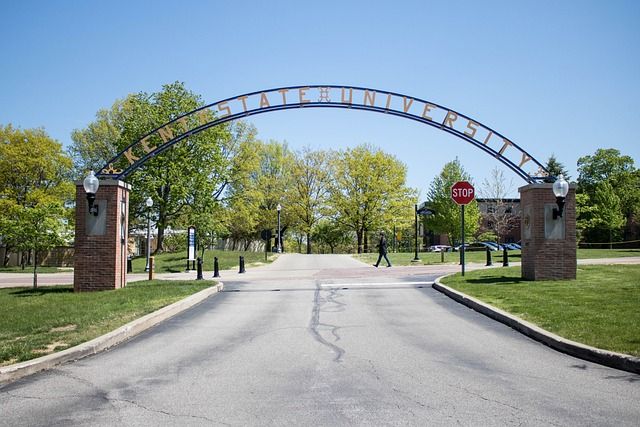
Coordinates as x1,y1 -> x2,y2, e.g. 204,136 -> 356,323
144,197 -> 153,272
552,174 -> 569,219
276,203 -> 282,253
83,171 -> 100,216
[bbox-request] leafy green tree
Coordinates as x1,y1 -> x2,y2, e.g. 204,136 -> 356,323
289,147 -> 332,254
71,82 -> 239,253
312,219 -> 352,254
328,144 -> 416,253
584,182 -> 625,247
0,125 -> 73,281
425,159 -> 480,246
577,148 -> 639,242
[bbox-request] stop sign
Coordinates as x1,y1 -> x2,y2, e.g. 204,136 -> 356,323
451,181 -> 475,205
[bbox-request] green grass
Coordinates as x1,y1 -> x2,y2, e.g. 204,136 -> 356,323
354,248 -> 640,267
131,249 -> 277,273
353,250 -> 520,266
0,266 -> 73,274
0,280 -> 213,366
577,248 -> 640,259
440,265 -> 640,357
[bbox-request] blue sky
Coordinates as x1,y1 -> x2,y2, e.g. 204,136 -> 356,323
1,0 -> 638,198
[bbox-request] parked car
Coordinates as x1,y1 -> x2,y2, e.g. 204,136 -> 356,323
504,243 -> 521,250
454,242 -> 493,251
428,245 -> 452,252
481,241 -> 501,251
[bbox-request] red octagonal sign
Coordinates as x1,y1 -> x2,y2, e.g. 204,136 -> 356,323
451,181 -> 475,205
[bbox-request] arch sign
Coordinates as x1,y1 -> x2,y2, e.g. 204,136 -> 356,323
97,85 -> 548,183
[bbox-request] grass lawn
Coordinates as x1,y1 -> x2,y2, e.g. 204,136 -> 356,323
353,250 -> 519,266
0,266 -> 73,274
131,249 -> 276,273
440,265 -> 640,357
0,280 -> 213,366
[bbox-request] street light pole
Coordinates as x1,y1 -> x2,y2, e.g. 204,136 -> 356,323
413,204 -> 420,262
144,197 -> 153,272
277,203 -> 282,253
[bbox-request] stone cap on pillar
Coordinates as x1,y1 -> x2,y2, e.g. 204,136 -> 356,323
75,179 -> 132,190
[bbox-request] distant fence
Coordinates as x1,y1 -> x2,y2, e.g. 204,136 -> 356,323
578,240 -> 640,250
1,246 -> 75,268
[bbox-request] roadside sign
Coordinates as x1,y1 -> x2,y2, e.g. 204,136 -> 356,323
451,181 -> 475,205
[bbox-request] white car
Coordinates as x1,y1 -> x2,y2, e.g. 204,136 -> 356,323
428,245 -> 452,252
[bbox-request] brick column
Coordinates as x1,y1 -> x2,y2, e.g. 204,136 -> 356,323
74,180 -> 130,292
519,183 -> 576,280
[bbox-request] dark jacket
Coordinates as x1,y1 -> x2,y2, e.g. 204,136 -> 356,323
377,236 -> 388,254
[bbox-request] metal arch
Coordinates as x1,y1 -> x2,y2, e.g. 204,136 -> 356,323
97,85 -> 550,183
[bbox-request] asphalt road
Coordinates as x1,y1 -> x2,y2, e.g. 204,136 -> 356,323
1,254 -> 639,426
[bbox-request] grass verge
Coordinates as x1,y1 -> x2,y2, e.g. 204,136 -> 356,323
440,265 -> 640,357
131,249 -> 276,273
353,250 -> 520,266
0,280 -> 213,366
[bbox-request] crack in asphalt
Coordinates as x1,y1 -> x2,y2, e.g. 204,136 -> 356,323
309,284 -> 346,362
109,397 -> 227,425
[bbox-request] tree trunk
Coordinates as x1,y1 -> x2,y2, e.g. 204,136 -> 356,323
155,224 -> 165,254
356,229 -> 363,254
306,232 -> 312,254
364,229 -> 369,253
2,245 -> 11,267
32,250 -> 38,289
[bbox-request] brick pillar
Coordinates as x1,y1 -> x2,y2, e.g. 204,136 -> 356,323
519,183 -> 576,280
74,180 -> 130,292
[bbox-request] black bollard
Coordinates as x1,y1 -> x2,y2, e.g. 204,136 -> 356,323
502,247 -> 509,267
213,256 -> 220,278
486,247 -> 493,266
127,256 -> 133,273
196,257 -> 203,280
239,256 -> 246,274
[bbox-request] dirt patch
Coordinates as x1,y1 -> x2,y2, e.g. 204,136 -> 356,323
1,358 -> 18,367
33,341 -> 68,355
50,324 -> 77,333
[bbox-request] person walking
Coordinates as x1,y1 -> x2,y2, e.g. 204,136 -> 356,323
374,232 -> 392,267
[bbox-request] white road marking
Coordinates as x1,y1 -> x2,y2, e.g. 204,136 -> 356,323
319,281 -> 433,288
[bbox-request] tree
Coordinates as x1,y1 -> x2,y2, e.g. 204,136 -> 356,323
425,159 -> 480,246
545,155 -> 571,180
478,167 -> 519,244
312,219 -> 352,254
289,147 -> 332,254
328,144 -> 416,253
577,148 -> 640,242
71,82 -> 236,253
584,181 -> 625,247
0,125 -> 73,283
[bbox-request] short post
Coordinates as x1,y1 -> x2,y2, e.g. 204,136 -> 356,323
213,256 -> 220,278
441,250 -> 445,263
502,247 -> 509,267
486,247 -> 493,266
127,256 -> 133,273
196,257 -> 203,280
239,256 -> 246,274
148,256 -> 155,281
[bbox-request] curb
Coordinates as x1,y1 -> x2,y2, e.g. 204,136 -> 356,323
432,277 -> 640,375
0,282 -> 224,385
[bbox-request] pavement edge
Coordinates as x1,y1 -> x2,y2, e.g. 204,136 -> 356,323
0,282 -> 224,386
433,276 -> 640,375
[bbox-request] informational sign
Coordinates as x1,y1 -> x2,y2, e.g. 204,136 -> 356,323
187,226 -> 196,261
451,181 -> 475,205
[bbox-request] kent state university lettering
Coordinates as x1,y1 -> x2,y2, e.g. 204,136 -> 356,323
97,85 -> 548,183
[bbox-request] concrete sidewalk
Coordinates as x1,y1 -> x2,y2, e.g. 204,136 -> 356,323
1,256 -> 639,289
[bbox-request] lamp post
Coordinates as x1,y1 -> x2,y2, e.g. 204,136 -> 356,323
552,174 -> 569,219
83,171 -> 100,216
413,204 -> 420,262
144,197 -> 153,272
276,203 -> 282,253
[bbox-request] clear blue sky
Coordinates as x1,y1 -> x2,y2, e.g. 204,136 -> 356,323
1,0 -> 638,198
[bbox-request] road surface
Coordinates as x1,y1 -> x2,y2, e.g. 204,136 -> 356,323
1,254 -> 639,426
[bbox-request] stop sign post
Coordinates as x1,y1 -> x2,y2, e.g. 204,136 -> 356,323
451,181 -> 475,276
